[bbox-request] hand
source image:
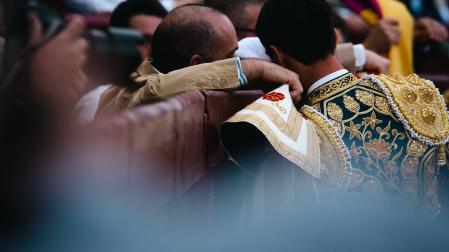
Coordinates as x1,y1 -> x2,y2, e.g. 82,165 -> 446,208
363,49 -> 390,74
28,14 -> 89,113
241,59 -> 303,103
414,17 -> 448,42
363,19 -> 401,54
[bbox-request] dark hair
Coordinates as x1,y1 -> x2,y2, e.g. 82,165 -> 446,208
256,0 -> 336,65
205,0 -> 263,28
110,0 -> 168,27
151,5 -> 223,73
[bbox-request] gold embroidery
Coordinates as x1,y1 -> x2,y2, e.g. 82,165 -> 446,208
343,95 -> 360,113
422,106 -> 436,124
407,73 -> 425,85
384,160 -> 399,176
348,169 -> 364,189
311,103 -> 321,112
443,90 -> 449,107
418,87 -> 435,104
401,87 -> 418,104
346,121 -> 362,140
303,73 -> 444,212
401,156 -> 420,204
422,151 -> 440,217
376,74 -> 449,142
375,96 -> 390,114
332,119 -> 343,133
437,144 -> 446,167
408,140 -> 428,156
362,111 -> 382,129
355,90 -> 375,106
360,79 -> 381,91
365,139 -> 392,161
300,106 -> 352,193
306,73 -> 357,105
384,73 -> 406,84
350,142 -> 360,161
327,102 -> 343,121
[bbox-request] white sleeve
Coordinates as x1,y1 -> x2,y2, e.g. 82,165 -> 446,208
353,44 -> 366,71
236,37 -> 272,62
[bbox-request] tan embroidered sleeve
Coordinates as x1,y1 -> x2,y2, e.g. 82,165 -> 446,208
127,58 -> 239,108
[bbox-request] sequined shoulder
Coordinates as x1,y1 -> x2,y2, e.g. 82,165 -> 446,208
368,74 -> 449,145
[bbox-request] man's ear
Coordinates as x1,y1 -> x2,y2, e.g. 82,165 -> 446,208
334,28 -> 344,44
189,54 -> 204,66
268,45 -> 286,66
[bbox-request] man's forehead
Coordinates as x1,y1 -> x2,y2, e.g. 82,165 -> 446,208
130,14 -> 162,25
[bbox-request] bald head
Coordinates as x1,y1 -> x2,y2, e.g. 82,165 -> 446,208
151,5 -> 238,73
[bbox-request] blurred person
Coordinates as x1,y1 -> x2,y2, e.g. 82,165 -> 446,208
0,9 -> 89,234
95,5 -> 303,117
399,0 -> 449,72
236,37 -> 390,75
65,0 -> 126,13
73,0 -> 168,122
224,0 -> 449,217
205,0 -> 388,74
204,0 -> 263,40
401,0 -> 449,26
339,0 -> 414,74
340,0 -> 449,74
110,0 -> 168,59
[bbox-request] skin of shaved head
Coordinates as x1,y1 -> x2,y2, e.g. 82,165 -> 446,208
151,5 -> 238,73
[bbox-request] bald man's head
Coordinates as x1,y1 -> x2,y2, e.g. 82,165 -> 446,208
151,5 -> 238,73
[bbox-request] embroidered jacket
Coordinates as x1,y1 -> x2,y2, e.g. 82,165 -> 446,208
305,72 -> 449,216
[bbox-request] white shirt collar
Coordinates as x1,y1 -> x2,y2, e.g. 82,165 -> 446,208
306,69 -> 349,95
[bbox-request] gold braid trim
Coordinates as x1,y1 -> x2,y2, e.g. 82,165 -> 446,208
300,105 -> 352,193
306,73 -> 358,105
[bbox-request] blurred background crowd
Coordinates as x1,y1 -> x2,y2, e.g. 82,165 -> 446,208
2,0 -> 449,251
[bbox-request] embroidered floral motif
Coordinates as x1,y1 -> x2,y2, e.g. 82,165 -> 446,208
327,102 -> 343,121
306,72 -> 444,214
366,139 -> 392,160
263,92 -> 285,102
343,95 -> 360,113
408,140 -> 428,156
262,92 -> 286,114
350,142 -> 360,161
346,121 -> 362,140
363,111 -> 382,129
355,90 -> 375,106
375,96 -> 390,114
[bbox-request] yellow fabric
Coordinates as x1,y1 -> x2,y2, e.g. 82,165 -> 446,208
360,9 -> 379,25
377,0 -> 414,75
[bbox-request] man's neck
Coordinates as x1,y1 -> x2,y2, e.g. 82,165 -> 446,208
299,56 -> 344,92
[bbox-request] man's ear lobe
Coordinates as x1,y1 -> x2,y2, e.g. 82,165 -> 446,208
189,55 -> 203,66
268,45 -> 286,66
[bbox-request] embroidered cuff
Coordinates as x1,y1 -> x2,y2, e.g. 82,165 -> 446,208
236,57 -> 248,86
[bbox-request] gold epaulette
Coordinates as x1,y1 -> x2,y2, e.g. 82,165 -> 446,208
300,105 -> 352,194
369,73 -> 449,146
